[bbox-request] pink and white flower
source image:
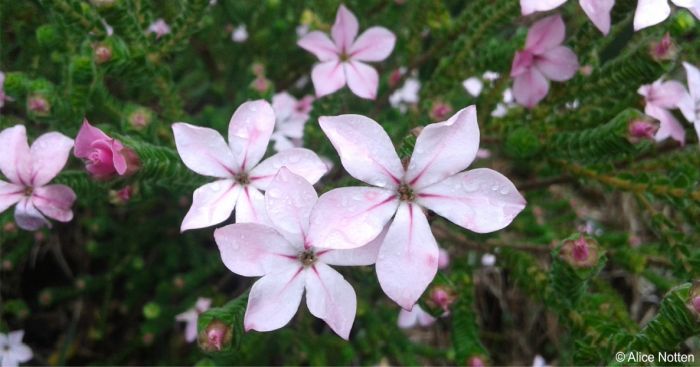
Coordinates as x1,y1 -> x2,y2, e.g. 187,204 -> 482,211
297,5 -> 396,99
0,330 -> 32,367
638,78 -> 690,144
147,19 -> 171,39
634,0 -> 700,31
511,14 -> 579,108
680,62 -> 700,142
270,92 -> 314,152
172,100 -> 327,231
74,119 -> 140,180
520,0 -> 615,35
308,106 -> 526,309
0,125 -> 76,231
214,168 -> 383,339
175,297 -> 212,343
397,305 -> 436,328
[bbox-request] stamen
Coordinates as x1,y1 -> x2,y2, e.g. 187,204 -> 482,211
235,172 -> 250,185
298,249 -> 317,267
398,183 -> 415,202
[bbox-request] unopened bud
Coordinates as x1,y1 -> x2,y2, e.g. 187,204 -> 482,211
198,320 -> 232,352
128,107 -> 153,130
428,286 -> 456,314
649,33 -> 677,61
429,101 -> 453,122
628,119 -> 658,143
560,235 -> 599,268
468,356 -> 486,367
94,44 -> 112,64
251,76 -> 270,93
109,186 -> 134,205
27,94 -> 50,116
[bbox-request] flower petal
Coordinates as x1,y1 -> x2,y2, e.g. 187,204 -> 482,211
579,0 -> 614,35
172,123 -> 237,178
525,14 -> 566,55
634,0 -> 671,30
14,198 -> 49,231
181,179 -> 240,232
249,148 -> 328,190
319,114 -> 403,188
520,0 -> 567,15
331,4 -> 359,54
376,203 -> 439,310
318,224 -> 387,266
235,186 -> 269,225
31,184 -> 76,222
0,180 -> 23,214
671,0 -> 700,18
264,167 -> 318,241
535,46 -> 579,81
349,27 -> 396,62
305,263 -> 357,340
308,187 -> 399,250
646,80 -> 691,109
74,119 -> 109,158
214,223 -> 299,277
513,68 -> 550,108
405,106 -> 480,189
647,105 -> 686,144
311,61 -> 347,98
228,100 -> 276,171
398,305 -> 436,328
30,132 -> 74,186
417,168 -> 526,233
0,125 -> 31,185
244,266 -> 305,332
297,31 -> 339,61
681,62 -> 700,122
345,61 -> 379,100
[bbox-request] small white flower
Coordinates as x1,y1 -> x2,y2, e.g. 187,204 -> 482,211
482,70 -> 500,81
532,355 -> 549,367
389,77 -> 421,113
231,25 -> 248,43
481,253 -> 496,267
463,77 -> 483,97
0,331 -> 32,367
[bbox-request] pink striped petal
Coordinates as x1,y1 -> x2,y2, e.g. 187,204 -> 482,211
634,0 -> 671,30
535,46 -> 579,81
0,125 -> 31,185
214,223 -> 299,277
235,186 -> 269,225
405,106 -> 480,189
264,167 -> 318,242
305,263 -> 357,339
308,187 -> 399,250
14,198 -> 49,231
646,105 -> 686,144
319,115 -> 403,188
520,0 -> 567,15
349,27 -> 396,62
376,203 -> 439,310
318,224 -> 387,266
32,184 -> 76,222
311,61 -> 347,98
181,179 -> 240,232
417,168 -> 526,233
228,100 -> 276,171
244,266 -> 305,332
172,123 -> 237,178
249,148 -> 327,190
579,0 -> 614,35
298,31 -> 339,61
0,180 -> 23,214
345,61 -> 379,100
30,132 -> 74,186
513,68 -> 550,108
331,5 -> 359,54
525,14 -> 566,55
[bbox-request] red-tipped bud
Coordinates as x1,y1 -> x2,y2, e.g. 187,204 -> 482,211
198,320 -> 231,353
561,235 -> 599,268
628,119 -> 658,143
650,33 -> 677,61
27,95 -> 50,115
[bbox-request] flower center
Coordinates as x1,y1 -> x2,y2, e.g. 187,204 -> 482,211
235,172 -> 250,185
298,249 -> 317,267
24,187 -> 33,196
339,52 -> 350,62
398,183 -> 415,202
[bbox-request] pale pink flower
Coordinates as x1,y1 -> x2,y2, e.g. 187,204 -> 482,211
638,78 -> 690,144
463,77 -> 483,97
0,125 -> 75,231
511,14 -> 579,108
0,330 -> 32,367
634,0 -> 700,31
397,305 -> 436,328
74,119 -> 140,180
297,5 -> 396,99
469,356 -> 486,367
172,100 -> 327,231
680,62 -> 700,142
147,19 -> 171,39
231,24 -> 248,43
521,0 -> 615,35
176,297 -> 212,343
389,77 -> 421,113
270,92 -> 314,152
308,106 -> 526,309
215,168 -> 383,339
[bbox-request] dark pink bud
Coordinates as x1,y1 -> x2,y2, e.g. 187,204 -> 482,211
561,235 -> 599,268
251,76 -> 270,93
94,44 -> 112,64
468,356 -> 486,367
650,33 -> 677,61
572,236 -> 589,263
198,320 -> 231,352
428,286 -> 456,313
429,102 -> 453,122
388,68 -> 404,88
692,296 -> 700,314
74,119 -> 140,180
109,186 -> 134,205
27,95 -> 50,115
628,119 -> 658,143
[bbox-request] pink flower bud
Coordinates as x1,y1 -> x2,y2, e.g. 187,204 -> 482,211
128,108 -> 153,130
649,33 -> 677,61
430,101 -> 453,122
94,44 -> 112,64
692,296 -> 700,314
561,235 -> 599,268
27,95 -> 50,115
388,68 -> 404,88
468,356 -> 486,367
74,119 -> 140,180
572,236 -> 589,263
428,286 -> 456,314
628,119 -> 658,143
198,320 -> 231,352
252,76 -> 270,93
109,186 -> 134,205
